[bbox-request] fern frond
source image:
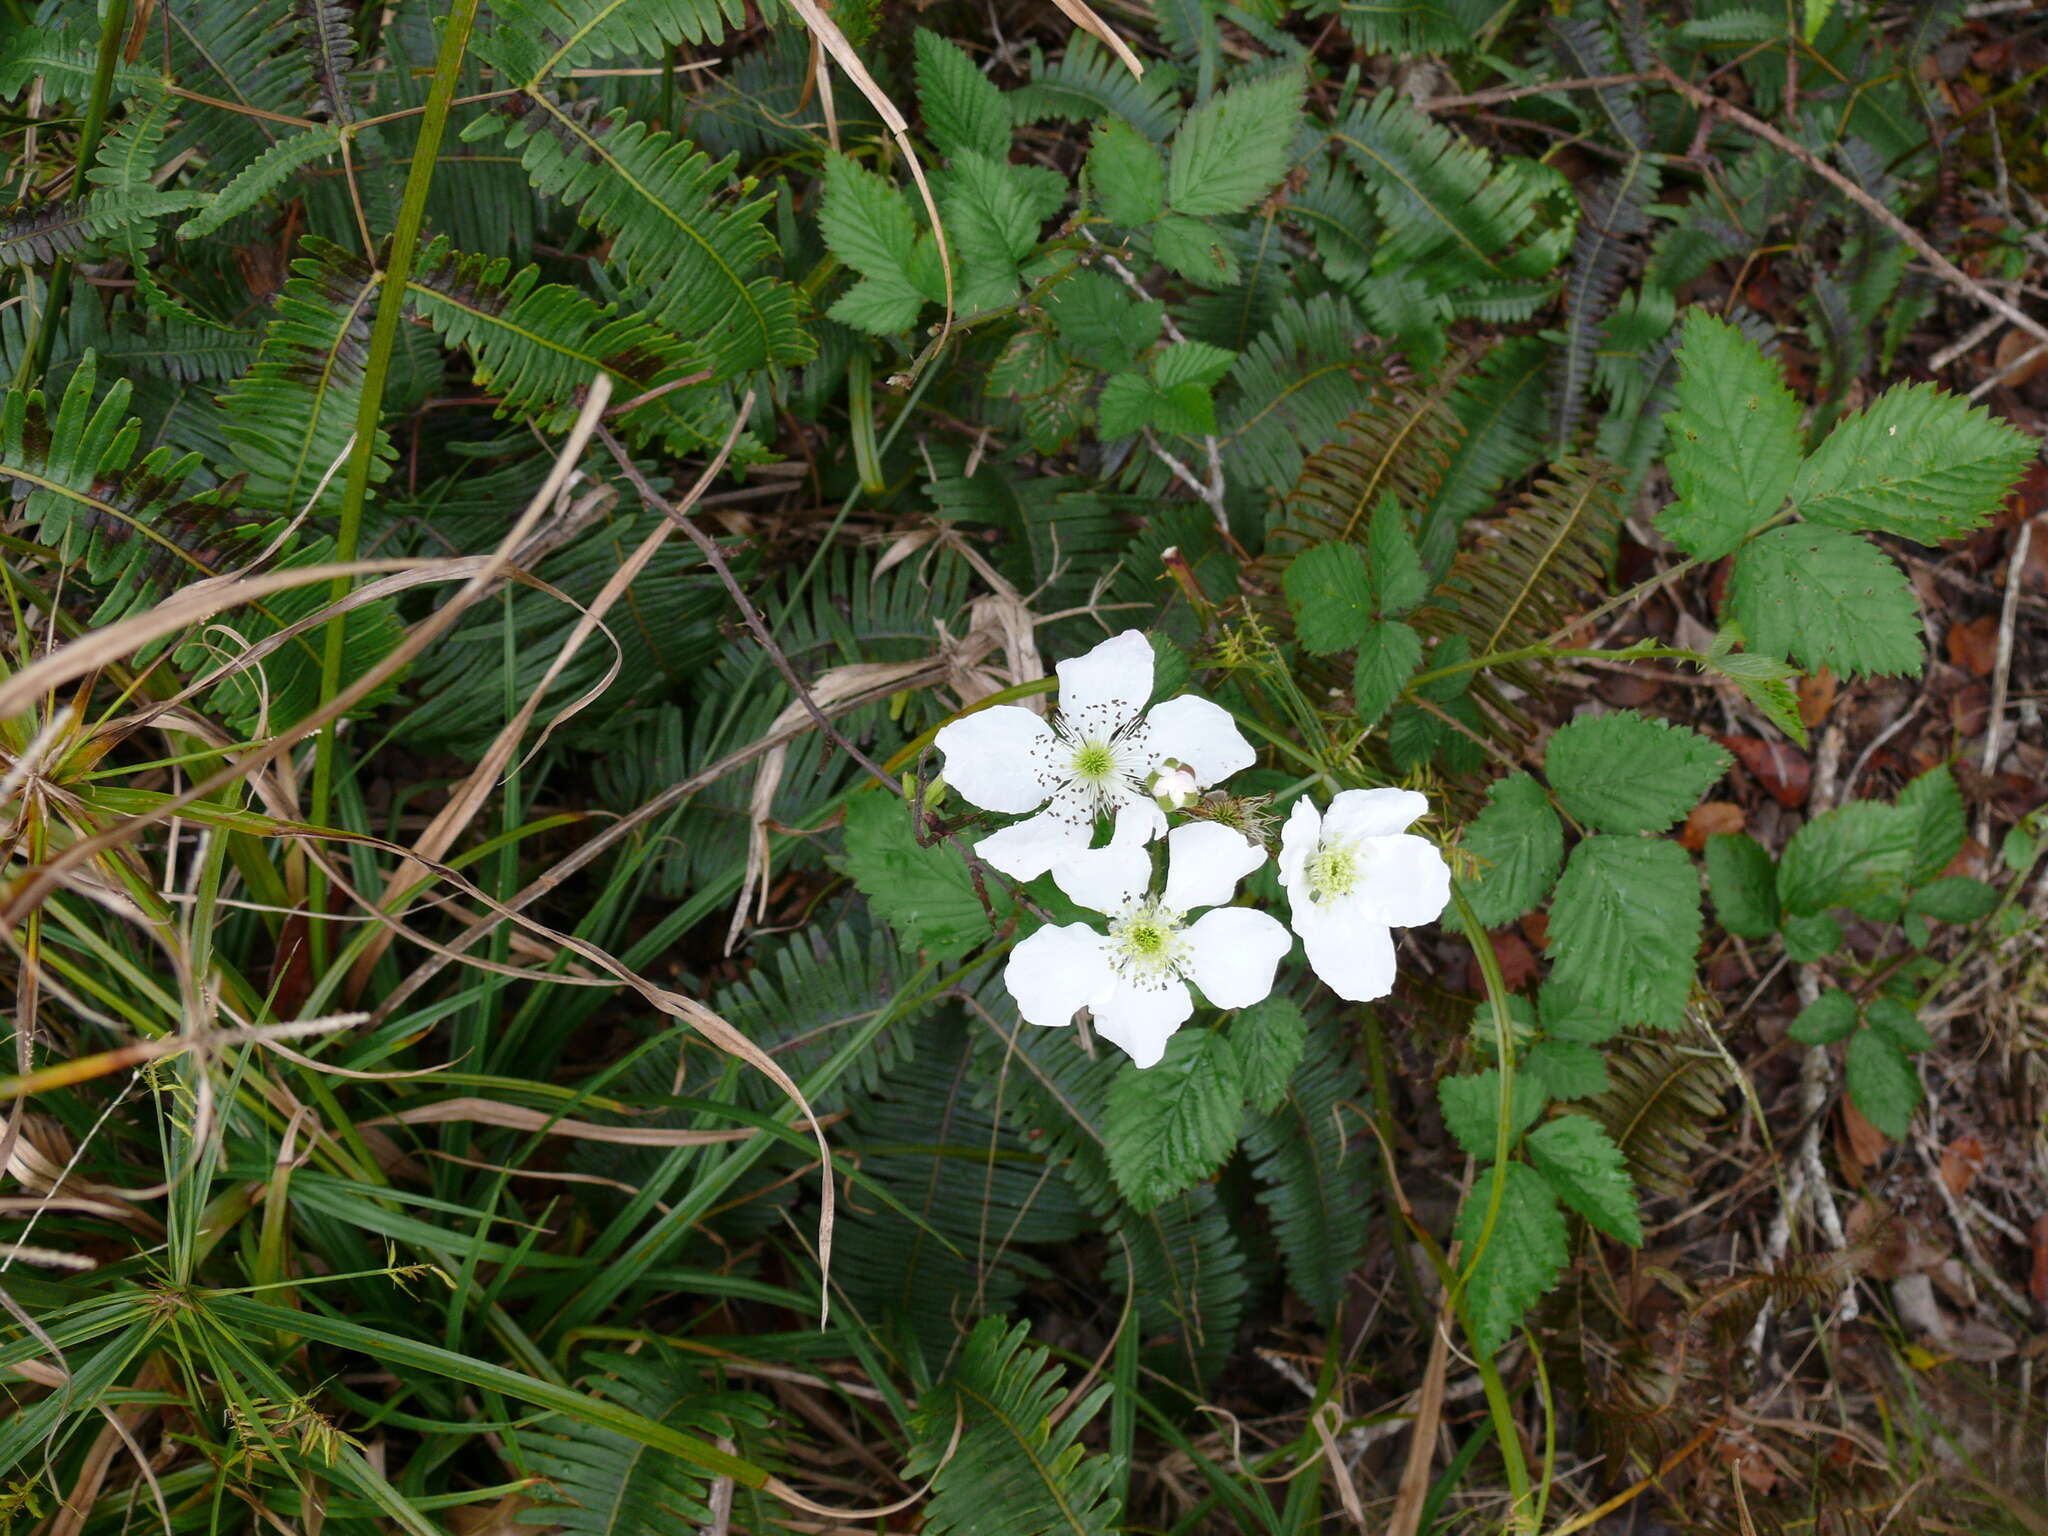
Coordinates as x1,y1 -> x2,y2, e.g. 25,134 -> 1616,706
1242,1019 -> 1370,1323
482,0 -> 746,86
1584,1031 -> 1732,1198
0,190 -> 200,269
472,94 -> 809,375
1220,293 -> 1373,501
293,0 -> 358,120
179,124 -> 346,241
1549,13 -> 1646,148
216,239 -> 390,517
405,236 -> 728,452
905,1318 -> 1121,1536
1426,335 -> 1549,568
1298,0 -> 1496,57
156,1 -> 322,177
516,1352 -> 771,1536
0,24 -> 161,103
1268,362 -> 1465,555
1551,157 -> 1658,453
1333,92 -> 1542,276
1010,38 -> 1184,142
1,352 -> 259,621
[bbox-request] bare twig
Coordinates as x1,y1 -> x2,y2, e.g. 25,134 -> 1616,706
1983,519 -> 2034,777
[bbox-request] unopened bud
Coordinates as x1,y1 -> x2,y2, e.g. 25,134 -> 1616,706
1150,764 -> 1201,811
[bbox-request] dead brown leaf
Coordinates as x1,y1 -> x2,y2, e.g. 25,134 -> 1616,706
1946,614 -> 2000,677
1939,1134 -> 1987,1199
1680,801 -> 1746,851
1796,668 -> 1838,728
1723,735 -> 1810,808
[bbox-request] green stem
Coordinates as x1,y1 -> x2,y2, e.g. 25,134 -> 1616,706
1405,639 -> 1696,696
15,0 -> 130,391
846,348 -> 886,495
307,0 -> 483,902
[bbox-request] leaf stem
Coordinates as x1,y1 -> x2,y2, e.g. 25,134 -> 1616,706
307,0 -> 484,916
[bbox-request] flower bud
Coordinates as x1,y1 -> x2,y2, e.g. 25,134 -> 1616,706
1150,764 -> 1201,811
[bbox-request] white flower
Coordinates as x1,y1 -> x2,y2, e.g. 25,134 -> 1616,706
933,630 -> 1254,881
1004,822 -> 1292,1068
1277,789 -> 1450,1003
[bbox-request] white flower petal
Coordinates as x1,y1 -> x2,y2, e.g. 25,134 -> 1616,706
1089,976 -> 1194,1068
1107,789 -> 1167,848
1055,630 -> 1153,740
932,705 -> 1060,813
1323,787 -> 1429,842
1276,798 -> 1320,897
1141,694 -> 1255,786
1162,821 -> 1265,914
1293,902 -> 1397,1002
1051,841 -> 1151,915
1006,922 -> 1116,1028
1351,832 -> 1452,929
1183,906 -> 1292,1008
975,805 -> 1092,880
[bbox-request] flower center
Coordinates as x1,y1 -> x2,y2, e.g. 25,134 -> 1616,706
1306,841 -> 1361,903
1072,740 -> 1119,783
1106,900 -> 1188,983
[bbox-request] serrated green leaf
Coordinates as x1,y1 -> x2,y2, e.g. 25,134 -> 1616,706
2004,822 -> 2040,874
1352,620 -> 1423,728
1454,1161 -> 1567,1354
1655,310 -> 1804,560
1790,383 -> 2035,543
1096,372 -> 1156,439
821,153 -> 918,278
915,30 -> 1011,161
1438,1069 -> 1546,1161
941,152 -> 1043,310
1049,269 -> 1162,370
1087,118 -> 1165,226
1166,71 -> 1304,217
1106,1030 -> 1246,1212
1231,996 -> 1308,1115
1778,801 -> 1916,916
1780,910 -> 1842,961
1526,1114 -> 1641,1245
1546,711 -> 1732,834
1788,988 -> 1857,1044
1546,836 -> 1701,1032
829,274 -> 926,334
1148,380 -> 1218,437
1283,542 -> 1374,655
1523,1041 -> 1609,1102
1705,832 -> 1779,938
1152,211 -> 1239,287
1845,1029 -> 1920,1139
1461,772 -> 1564,928
1367,495 -> 1428,616
1897,764 -> 1966,885
1704,645 -> 1809,746
1907,876 -> 1998,923
1729,525 -> 1923,678
1152,340 -> 1236,391
838,793 -> 1009,960
1864,995 -> 1931,1053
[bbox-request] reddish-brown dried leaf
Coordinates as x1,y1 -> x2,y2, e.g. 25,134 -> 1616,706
1946,615 -> 2000,677
1995,327 -> 2048,389
1950,683 -> 1989,738
1939,1135 -> 1986,1199
1680,800 -> 1746,852
1839,1096 -> 1888,1171
1723,735 -> 1811,808
1797,668 -> 1838,728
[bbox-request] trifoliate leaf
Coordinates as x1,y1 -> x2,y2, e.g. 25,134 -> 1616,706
1729,525 -> 1923,678
1366,494 -> 1429,616
1230,996 -> 1307,1116
1087,117 -> 1164,227
1657,310 -> 1804,560
1352,620 -> 1422,729
1523,1041 -> 1609,1102
838,793 -> 1010,960
1048,269 -> 1162,371
1780,910 -> 1842,961
1461,772 -> 1564,928
1907,876 -> 1998,923
1438,1069 -> 1546,1162
1778,801 -> 1915,917
1526,1114 -> 1641,1245
1705,832 -> 1779,939
1106,1029 -> 1246,1212
940,152 -> 1043,310
1897,764 -> 1965,885
1546,836 -> 1701,1032
1864,995 -> 1931,1054
1152,340 -> 1236,391
1788,988 -> 1857,1045
1165,71 -> 1304,217
914,30 -> 1011,161
1454,1161 -> 1567,1354
1153,212 -> 1239,287
1284,542 -> 1374,655
1845,1028 -> 1920,1140
1148,379 -> 1218,437
1790,382 -> 2036,543
1546,712 -> 1732,834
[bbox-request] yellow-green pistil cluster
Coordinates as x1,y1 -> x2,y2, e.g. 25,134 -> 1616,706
1105,901 -> 1190,985
1305,841 -> 1363,904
